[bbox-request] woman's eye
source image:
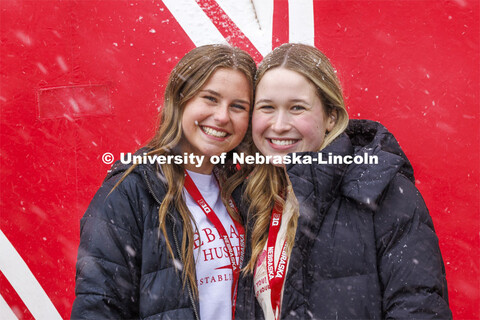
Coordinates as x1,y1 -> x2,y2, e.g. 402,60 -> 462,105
231,104 -> 247,111
203,96 -> 217,103
292,105 -> 306,111
258,105 -> 274,110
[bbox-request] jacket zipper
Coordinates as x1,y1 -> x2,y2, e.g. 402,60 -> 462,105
143,170 -> 200,320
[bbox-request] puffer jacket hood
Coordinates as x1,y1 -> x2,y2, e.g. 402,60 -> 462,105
342,119 -> 415,208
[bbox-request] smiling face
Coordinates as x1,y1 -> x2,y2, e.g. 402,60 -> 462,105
252,68 -> 336,158
180,68 -> 251,173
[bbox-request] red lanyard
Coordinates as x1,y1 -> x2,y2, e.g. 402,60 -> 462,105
266,201 -> 289,320
183,170 -> 245,318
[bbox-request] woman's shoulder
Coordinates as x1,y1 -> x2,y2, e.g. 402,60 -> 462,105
83,158 -> 165,233
103,147 -> 169,201
339,119 -> 417,208
374,172 -> 433,232
100,161 -> 154,202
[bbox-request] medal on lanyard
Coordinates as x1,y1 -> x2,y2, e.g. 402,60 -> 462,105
184,170 -> 245,318
266,201 -> 289,320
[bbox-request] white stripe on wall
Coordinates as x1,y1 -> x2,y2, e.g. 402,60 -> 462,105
162,0 -> 227,46
216,0 -> 272,56
0,230 -> 62,320
0,293 -> 19,320
289,0 -> 315,45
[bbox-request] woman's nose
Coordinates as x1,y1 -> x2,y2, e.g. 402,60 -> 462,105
271,111 -> 291,133
213,104 -> 230,125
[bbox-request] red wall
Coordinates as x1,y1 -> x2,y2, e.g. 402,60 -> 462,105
1,0 -> 478,319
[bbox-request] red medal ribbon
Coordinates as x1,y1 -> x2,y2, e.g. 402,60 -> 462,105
266,201 -> 289,320
184,170 -> 245,318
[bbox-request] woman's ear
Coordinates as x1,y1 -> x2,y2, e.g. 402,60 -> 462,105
326,109 -> 337,132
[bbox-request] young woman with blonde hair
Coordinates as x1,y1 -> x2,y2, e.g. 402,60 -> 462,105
235,43 -> 451,319
71,44 -> 256,320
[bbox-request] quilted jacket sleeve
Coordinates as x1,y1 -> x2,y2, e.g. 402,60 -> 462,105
71,174 -> 144,319
374,174 -> 451,319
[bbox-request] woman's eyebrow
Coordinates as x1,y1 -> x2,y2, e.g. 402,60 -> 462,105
290,98 -> 311,106
233,99 -> 251,105
201,89 -> 250,105
199,89 -> 221,97
255,98 -> 311,106
255,98 -> 273,105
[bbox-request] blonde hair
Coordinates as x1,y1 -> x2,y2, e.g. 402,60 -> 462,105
244,43 -> 349,273
115,44 -> 256,296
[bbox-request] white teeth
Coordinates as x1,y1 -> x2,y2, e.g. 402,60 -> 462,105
202,126 -> 228,138
271,139 -> 296,146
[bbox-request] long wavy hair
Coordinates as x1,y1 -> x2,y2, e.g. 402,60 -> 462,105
244,43 -> 349,273
114,44 -> 256,296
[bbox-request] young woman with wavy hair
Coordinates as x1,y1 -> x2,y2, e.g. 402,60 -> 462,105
235,43 -> 451,319
72,44 -> 256,320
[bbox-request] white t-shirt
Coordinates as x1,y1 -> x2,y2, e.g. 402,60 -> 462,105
184,170 -> 241,320
254,192 -> 296,320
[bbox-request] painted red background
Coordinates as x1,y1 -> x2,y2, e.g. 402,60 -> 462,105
1,0 -> 478,319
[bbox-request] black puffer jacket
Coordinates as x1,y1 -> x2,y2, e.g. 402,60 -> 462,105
235,120 -> 451,319
71,157 -> 202,319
